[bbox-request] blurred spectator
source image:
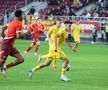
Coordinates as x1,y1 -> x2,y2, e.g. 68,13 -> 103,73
91,25 -> 98,44
92,11 -> 99,17
68,8 -> 76,16
29,6 -> 35,15
105,22 -> 108,43
85,11 -> 91,17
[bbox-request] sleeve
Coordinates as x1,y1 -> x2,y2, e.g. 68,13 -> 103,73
16,23 -> 22,33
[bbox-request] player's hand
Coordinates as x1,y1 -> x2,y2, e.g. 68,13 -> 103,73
54,49 -> 57,52
26,29 -> 32,34
72,48 -> 77,53
49,39 -> 53,44
0,37 -> 3,43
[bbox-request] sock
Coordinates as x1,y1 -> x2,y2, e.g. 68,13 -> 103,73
26,46 -> 32,52
35,45 -> 40,53
52,59 -> 56,67
6,62 -> 14,69
61,68 -> 66,76
32,65 -> 40,72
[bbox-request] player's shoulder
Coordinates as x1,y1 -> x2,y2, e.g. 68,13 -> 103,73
57,26 -> 66,34
59,26 -> 66,31
31,23 -> 36,26
49,25 -> 56,29
11,19 -> 22,27
51,25 -> 56,28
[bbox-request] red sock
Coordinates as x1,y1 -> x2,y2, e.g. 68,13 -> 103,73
35,45 -> 40,53
6,62 -> 14,69
26,46 -> 32,52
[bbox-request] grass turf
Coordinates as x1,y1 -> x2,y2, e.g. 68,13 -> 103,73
0,40 -> 108,90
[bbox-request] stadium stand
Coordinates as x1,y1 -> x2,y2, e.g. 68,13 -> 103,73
0,0 -> 108,43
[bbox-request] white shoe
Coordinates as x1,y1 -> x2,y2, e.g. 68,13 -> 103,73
66,64 -> 70,71
29,70 -> 34,79
23,51 -> 27,57
34,53 -> 37,57
0,66 -> 6,78
91,41 -> 95,44
61,75 -> 71,81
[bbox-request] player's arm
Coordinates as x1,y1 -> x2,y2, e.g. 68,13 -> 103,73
65,38 -> 76,53
46,27 -> 53,43
65,38 -> 73,50
16,30 -> 31,39
16,25 -> 32,39
41,25 -> 44,32
0,25 -> 8,38
54,33 -> 59,52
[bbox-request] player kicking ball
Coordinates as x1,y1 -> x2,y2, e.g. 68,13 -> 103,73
29,21 -> 74,81
24,18 -> 44,57
0,10 -> 31,78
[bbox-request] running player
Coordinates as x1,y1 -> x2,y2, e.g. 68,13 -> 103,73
29,21 -> 73,81
38,21 -> 61,70
71,21 -> 83,52
24,18 -> 44,57
0,10 -> 31,77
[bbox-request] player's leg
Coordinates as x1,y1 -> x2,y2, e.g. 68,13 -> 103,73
4,51 -> 24,70
61,57 -> 70,81
59,50 -> 70,81
38,54 -> 48,64
24,42 -> 36,57
34,40 -> 40,56
38,46 -> 53,63
73,36 -> 80,52
29,58 -> 52,79
0,40 -> 10,78
106,32 -> 108,43
52,58 -> 58,70
0,58 -> 7,78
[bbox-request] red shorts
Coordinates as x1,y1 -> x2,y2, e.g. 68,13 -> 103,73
32,35 -> 39,43
0,39 -> 20,61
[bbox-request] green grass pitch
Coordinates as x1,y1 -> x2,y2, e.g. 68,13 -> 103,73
0,40 -> 108,90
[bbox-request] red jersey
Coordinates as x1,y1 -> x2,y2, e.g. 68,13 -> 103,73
31,24 -> 44,39
5,19 -> 22,45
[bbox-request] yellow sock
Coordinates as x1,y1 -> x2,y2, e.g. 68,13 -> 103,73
52,59 -> 56,66
42,54 -> 47,59
32,65 -> 40,72
61,68 -> 66,76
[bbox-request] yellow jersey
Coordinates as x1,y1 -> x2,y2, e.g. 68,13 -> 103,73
72,24 -> 82,36
49,25 -> 60,40
57,27 -> 68,50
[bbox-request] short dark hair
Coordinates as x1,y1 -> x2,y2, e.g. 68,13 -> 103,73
15,10 -> 23,17
37,18 -> 41,20
64,21 -> 72,24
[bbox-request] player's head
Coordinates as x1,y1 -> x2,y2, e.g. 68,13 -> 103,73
64,21 -> 72,31
37,18 -> 42,24
15,10 -> 23,21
